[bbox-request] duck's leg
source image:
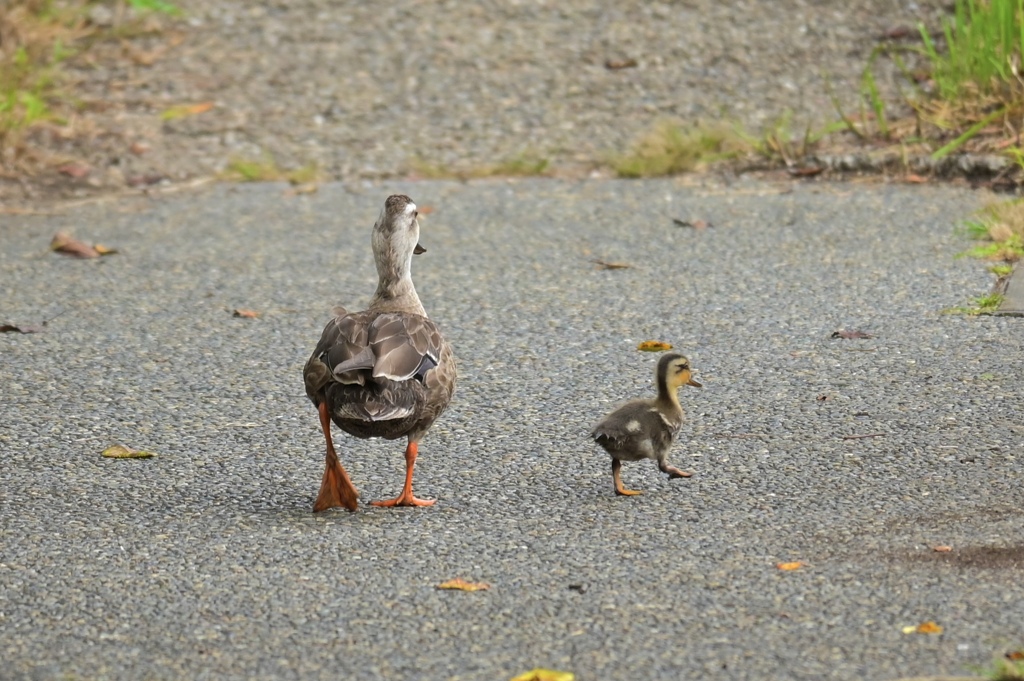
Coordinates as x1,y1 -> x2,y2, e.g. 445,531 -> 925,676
313,401 -> 360,512
612,459 -> 642,496
658,459 -> 692,479
371,440 -> 435,508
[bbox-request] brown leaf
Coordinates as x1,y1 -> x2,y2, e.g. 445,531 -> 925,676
672,217 -> 712,229
831,329 -> 874,339
787,165 -> 825,177
915,621 -> 943,634
285,183 -> 319,196
1006,651 -> 1024,661
57,162 -> 91,179
436,578 -> 490,592
0,323 -> 44,334
776,561 -> 808,571
904,173 -> 928,184
233,309 -> 261,319
129,141 -> 151,155
931,545 -> 953,552
882,25 -> 913,40
592,259 -> 630,270
637,340 -> 673,352
126,173 -> 166,187
101,445 -> 156,459
50,231 -> 100,258
605,58 -> 638,70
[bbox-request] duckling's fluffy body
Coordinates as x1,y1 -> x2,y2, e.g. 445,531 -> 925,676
591,353 -> 701,496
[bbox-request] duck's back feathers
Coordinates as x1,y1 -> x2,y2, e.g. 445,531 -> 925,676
304,309 -> 455,439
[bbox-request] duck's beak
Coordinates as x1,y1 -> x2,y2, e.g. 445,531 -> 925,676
414,243 -> 426,255
687,377 -> 702,388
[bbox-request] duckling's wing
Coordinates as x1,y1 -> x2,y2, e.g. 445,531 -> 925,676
591,401 -> 676,457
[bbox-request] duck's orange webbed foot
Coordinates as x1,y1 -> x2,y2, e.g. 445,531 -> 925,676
659,462 -> 693,480
371,441 -> 435,509
313,401 -> 359,512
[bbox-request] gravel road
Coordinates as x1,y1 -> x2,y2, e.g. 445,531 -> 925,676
5,0 -> 952,203
2,179 -> 1022,680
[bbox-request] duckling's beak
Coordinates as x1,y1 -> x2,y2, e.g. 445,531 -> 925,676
687,377 -> 702,388
414,243 -> 426,255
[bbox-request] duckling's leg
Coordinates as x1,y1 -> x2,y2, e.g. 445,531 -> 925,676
313,401 -> 360,512
612,459 -> 642,496
658,460 -> 693,479
370,440 -> 436,508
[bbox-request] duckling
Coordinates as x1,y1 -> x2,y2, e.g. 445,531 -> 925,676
591,353 -> 701,496
303,194 -> 456,511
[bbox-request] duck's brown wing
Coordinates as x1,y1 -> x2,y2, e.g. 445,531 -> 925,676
305,312 -> 452,424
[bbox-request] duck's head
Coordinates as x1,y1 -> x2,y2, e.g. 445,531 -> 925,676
658,352 -> 702,391
372,194 -> 426,272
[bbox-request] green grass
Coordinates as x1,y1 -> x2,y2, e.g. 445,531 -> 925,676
979,651 -> 1024,681
944,292 -> 1005,315
407,151 -> 552,179
611,120 -> 748,178
222,156 -> 323,184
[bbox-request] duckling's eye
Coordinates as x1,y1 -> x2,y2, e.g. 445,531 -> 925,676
675,364 -> 688,373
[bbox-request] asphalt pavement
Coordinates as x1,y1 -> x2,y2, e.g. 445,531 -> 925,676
1,179 -> 1022,681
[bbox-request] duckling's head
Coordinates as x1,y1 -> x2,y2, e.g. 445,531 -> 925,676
658,352 -> 702,391
372,194 -> 426,276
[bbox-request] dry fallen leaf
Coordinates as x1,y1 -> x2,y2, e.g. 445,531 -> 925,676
510,669 -> 575,681
57,162 -> 90,179
93,244 -> 118,255
50,231 -> 100,258
436,578 -> 490,592
129,141 -> 151,155
160,101 -> 215,120
787,165 -> 825,177
637,340 -> 673,352
102,445 -> 156,459
931,545 -> 953,553
776,561 -> 807,571
605,58 -> 638,70
671,217 -> 712,229
0,323 -> 44,334
233,309 -> 261,319
1006,651 -> 1024,661
904,173 -> 928,183
903,621 -> 943,635
831,329 -> 874,340
285,183 -> 319,196
592,259 -> 631,270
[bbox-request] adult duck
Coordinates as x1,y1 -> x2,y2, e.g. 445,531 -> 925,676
303,194 -> 456,511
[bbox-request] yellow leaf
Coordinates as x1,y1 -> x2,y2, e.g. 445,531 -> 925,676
776,561 -> 807,571
102,445 -> 155,459
510,669 -> 575,681
93,244 -> 118,256
916,621 -> 943,634
436,578 -> 490,592
901,625 -> 917,634
637,340 -> 673,352
161,102 -> 215,120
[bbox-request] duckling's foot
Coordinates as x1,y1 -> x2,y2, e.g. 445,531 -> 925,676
612,459 -> 643,496
370,441 -> 435,508
659,462 -> 693,480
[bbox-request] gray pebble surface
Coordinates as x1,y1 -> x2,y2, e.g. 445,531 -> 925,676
1,179 -> 1022,680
